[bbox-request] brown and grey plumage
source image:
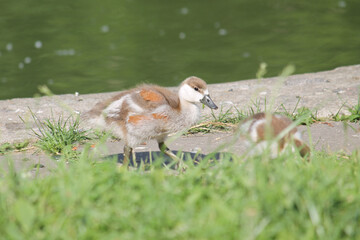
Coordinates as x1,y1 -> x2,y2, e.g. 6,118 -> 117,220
239,112 -> 310,158
85,76 -> 218,166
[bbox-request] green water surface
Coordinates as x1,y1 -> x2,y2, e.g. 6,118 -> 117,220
0,0 -> 359,99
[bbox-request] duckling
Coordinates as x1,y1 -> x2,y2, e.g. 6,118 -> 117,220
239,112 -> 310,158
86,76 -> 218,166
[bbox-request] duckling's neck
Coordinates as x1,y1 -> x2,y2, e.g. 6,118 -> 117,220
178,98 -> 201,126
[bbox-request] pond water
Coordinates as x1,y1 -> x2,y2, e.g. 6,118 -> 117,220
0,0 -> 359,100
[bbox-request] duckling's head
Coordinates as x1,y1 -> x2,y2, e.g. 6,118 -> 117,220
179,76 -> 218,109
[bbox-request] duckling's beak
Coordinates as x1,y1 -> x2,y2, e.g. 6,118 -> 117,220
200,95 -> 218,110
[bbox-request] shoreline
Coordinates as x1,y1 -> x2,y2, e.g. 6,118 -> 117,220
0,64 -> 359,146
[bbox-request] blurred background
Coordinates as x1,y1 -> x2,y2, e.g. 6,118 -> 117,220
0,0 -> 359,100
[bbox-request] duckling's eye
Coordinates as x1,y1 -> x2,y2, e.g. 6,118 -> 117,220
194,87 -> 199,91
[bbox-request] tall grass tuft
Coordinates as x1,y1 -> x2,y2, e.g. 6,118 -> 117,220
278,97 -> 319,125
347,95 -> 360,122
23,110 -> 88,155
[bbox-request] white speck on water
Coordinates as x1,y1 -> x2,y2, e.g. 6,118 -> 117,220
180,7 -> 189,15
24,57 -> 32,64
243,52 -> 250,58
68,49 -> 75,55
35,41 -> 42,49
214,22 -> 220,29
338,0 -> 346,8
6,43 -> 13,51
18,62 -> 24,69
218,28 -> 227,36
159,29 -> 165,36
179,32 -> 186,39
47,79 -> 54,85
75,92 -> 79,97
101,25 -> 110,33
56,49 -> 75,56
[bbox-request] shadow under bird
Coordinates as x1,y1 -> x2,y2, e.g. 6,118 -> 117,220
85,76 -> 218,167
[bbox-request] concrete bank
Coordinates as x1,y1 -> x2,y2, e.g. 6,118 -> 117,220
0,64 -> 359,153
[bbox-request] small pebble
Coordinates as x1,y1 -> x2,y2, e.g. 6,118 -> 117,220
191,147 -> 202,153
221,101 -> 234,105
239,86 -> 249,90
34,163 -> 45,168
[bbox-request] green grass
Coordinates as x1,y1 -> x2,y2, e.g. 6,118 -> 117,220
347,99 -> 360,122
2,76 -> 359,239
277,97 -> 320,125
333,96 -> 360,123
0,141 -> 29,154
189,95 -> 360,135
22,110 -> 89,155
187,97 -> 315,134
188,98 -> 265,134
0,149 -> 359,239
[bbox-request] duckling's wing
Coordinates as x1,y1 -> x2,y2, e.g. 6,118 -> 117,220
130,86 -> 180,111
88,86 -> 180,126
